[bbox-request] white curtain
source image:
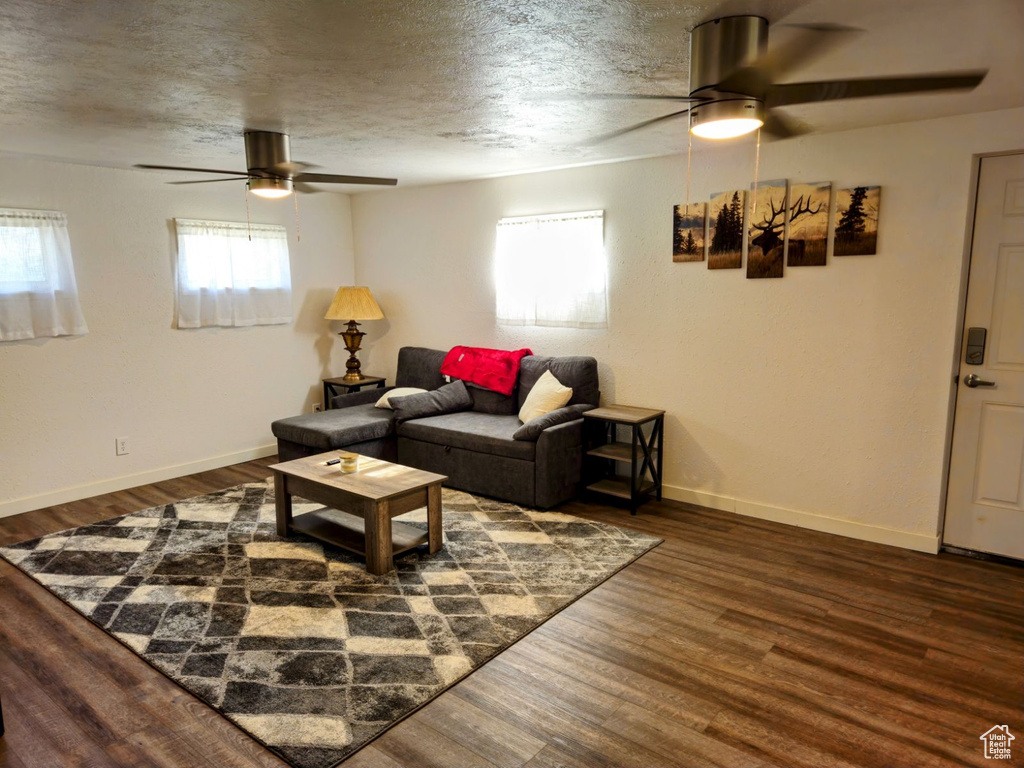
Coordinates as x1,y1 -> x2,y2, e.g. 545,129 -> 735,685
495,210 -> 607,328
0,208 -> 88,341
175,218 -> 292,328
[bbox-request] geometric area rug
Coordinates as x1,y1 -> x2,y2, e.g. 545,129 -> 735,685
0,480 -> 661,768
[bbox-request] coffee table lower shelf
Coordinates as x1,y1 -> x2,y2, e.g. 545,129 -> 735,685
290,508 -> 429,558
270,452 -> 447,575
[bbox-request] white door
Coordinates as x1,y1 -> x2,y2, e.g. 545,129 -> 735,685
944,152 -> 1024,559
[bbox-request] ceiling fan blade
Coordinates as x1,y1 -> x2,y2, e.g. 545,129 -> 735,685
293,182 -> 321,194
264,161 -> 310,177
292,173 -> 398,186
760,111 -> 806,140
546,93 -> 706,102
134,164 -> 250,176
168,177 -> 251,185
582,108 -> 691,145
717,24 -> 860,96
766,71 -> 987,107
762,24 -> 860,80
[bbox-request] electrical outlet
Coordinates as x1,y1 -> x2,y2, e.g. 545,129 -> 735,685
312,403 -> 323,413
116,437 -> 130,456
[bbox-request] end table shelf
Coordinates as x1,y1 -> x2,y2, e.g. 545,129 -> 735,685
583,404 -> 664,514
587,476 -> 658,500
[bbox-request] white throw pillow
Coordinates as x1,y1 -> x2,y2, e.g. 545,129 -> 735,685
375,387 -> 428,409
518,370 -> 573,423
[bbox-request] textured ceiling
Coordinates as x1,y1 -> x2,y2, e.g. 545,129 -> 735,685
0,0 -> 1021,189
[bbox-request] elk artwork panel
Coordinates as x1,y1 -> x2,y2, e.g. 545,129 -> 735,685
834,186 -> 881,256
786,182 -> 831,267
708,189 -> 745,269
746,179 -> 789,279
673,202 -> 706,262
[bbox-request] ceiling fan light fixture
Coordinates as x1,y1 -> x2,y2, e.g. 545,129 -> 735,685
581,12 -> 986,147
689,98 -> 764,139
135,129 -> 398,190
691,117 -> 763,139
248,177 -> 293,198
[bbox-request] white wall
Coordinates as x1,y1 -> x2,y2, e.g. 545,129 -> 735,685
0,157 -> 355,516
351,107 -> 1024,552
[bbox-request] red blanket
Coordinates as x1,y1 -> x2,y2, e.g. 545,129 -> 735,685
441,346 -> 533,396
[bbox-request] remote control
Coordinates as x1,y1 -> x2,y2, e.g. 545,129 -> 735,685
326,458 -> 341,465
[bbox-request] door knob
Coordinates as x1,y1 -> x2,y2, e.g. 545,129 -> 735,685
963,373 -> 996,388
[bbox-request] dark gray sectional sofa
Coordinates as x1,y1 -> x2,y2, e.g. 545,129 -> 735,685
271,346 -> 599,508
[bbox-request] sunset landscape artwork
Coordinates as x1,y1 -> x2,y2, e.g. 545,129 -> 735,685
746,179 -> 788,279
708,189 -> 744,270
834,186 -> 881,256
787,182 -> 831,266
673,202 -> 706,262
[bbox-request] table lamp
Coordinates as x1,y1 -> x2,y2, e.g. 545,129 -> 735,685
324,287 -> 385,382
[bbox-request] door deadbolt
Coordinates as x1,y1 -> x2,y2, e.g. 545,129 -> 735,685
965,327 -> 987,365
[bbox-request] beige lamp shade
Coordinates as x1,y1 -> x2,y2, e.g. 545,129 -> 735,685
324,287 -> 384,321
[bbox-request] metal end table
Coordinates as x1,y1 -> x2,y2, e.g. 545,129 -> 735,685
583,405 -> 665,514
322,375 -> 386,409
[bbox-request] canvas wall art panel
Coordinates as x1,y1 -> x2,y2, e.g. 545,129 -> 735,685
708,189 -> 744,270
834,186 -> 881,256
746,179 -> 788,279
786,182 -> 831,266
673,203 -> 706,262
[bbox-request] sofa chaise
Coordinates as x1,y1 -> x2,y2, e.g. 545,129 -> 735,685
271,346 -> 600,508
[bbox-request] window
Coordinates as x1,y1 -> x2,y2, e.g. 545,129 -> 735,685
495,210 -> 607,328
174,218 -> 292,328
0,208 -> 88,341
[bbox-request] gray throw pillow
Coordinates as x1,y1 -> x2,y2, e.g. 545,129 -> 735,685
513,403 -> 594,441
389,380 -> 473,424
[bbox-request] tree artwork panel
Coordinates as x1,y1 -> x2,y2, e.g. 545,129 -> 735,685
786,182 -> 831,267
708,189 -> 744,270
747,179 -> 789,279
673,203 -> 706,262
834,186 -> 881,256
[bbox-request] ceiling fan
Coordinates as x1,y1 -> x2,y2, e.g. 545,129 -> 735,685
587,15 -> 987,143
135,131 -> 397,197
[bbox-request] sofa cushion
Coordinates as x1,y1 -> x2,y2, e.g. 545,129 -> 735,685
330,386 -> 395,410
395,347 -> 447,391
389,380 -> 473,425
375,387 -> 427,409
397,412 -> 536,461
466,382 -> 518,415
513,403 -> 594,441
271,404 -> 394,450
518,356 -> 599,410
518,370 -> 573,423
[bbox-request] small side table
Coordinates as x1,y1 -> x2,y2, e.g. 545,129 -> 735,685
323,376 -> 386,409
583,405 -> 665,514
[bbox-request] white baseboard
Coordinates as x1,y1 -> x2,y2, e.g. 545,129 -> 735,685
1,458 -> 941,554
0,445 -> 278,520
662,484 -> 941,554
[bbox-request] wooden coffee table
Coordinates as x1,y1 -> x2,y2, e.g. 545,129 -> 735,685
269,452 -> 447,575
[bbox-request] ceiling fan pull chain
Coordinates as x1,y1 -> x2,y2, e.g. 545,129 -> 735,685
293,191 -> 301,243
245,184 -> 252,241
750,128 -> 762,231
685,126 -> 692,209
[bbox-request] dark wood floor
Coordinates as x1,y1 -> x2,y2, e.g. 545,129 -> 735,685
1,458 -> 1021,768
